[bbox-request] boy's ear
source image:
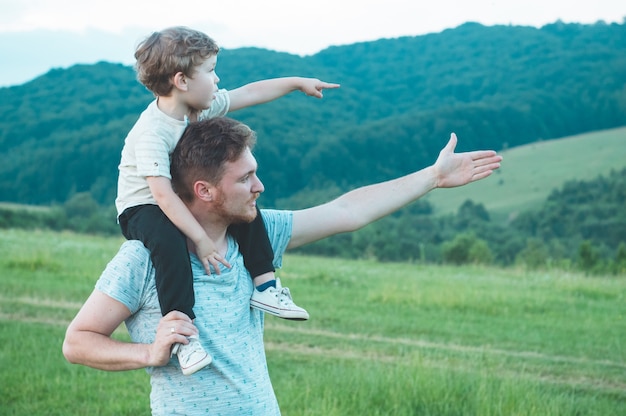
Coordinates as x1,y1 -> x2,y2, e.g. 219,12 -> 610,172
194,181 -> 213,201
172,72 -> 188,91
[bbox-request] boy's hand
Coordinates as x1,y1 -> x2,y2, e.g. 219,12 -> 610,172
195,236 -> 231,275
299,78 -> 340,98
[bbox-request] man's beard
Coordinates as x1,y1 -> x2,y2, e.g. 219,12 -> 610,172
212,192 -> 258,225
224,210 -> 257,225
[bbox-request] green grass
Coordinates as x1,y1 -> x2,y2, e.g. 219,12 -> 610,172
426,127 -> 626,221
1,229 -> 625,415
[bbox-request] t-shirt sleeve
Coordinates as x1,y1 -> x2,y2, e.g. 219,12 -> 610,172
135,133 -> 172,178
95,241 -> 154,314
259,209 -> 293,270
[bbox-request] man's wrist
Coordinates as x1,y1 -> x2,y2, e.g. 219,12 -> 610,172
424,166 -> 440,190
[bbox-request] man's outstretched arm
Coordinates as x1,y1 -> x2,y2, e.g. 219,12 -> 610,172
288,133 -> 502,249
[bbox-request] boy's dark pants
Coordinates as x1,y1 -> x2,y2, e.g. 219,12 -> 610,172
119,204 -> 275,319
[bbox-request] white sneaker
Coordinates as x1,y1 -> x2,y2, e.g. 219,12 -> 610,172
250,277 -> 309,320
174,335 -> 212,376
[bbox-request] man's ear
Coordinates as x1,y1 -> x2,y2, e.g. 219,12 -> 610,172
172,72 -> 188,91
194,181 -> 213,201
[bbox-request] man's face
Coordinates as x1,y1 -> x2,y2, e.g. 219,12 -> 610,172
211,147 -> 265,224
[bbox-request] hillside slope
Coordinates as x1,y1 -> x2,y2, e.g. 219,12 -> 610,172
425,127 -> 626,220
0,21 -> 624,207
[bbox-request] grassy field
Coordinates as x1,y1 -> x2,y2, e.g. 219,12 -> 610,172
426,127 -> 626,221
1,228 -> 625,415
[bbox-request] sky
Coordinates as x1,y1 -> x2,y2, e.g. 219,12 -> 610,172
1,0 -> 624,87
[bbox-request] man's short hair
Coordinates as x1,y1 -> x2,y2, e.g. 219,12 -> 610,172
171,117 -> 257,203
134,26 -> 220,96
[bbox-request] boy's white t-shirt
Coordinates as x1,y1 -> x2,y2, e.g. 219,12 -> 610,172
115,90 -> 230,216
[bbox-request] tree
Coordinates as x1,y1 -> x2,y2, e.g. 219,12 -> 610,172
516,238 -> 549,270
613,242 -> 626,275
577,240 -> 601,275
442,233 -> 492,265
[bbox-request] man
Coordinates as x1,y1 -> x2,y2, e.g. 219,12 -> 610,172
63,117 -> 502,415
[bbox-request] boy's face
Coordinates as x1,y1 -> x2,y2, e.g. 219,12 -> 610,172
186,54 -> 220,111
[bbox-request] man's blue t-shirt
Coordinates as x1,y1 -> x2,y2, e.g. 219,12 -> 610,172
95,209 -> 293,415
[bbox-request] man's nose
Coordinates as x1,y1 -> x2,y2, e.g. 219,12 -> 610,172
252,176 -> 264,193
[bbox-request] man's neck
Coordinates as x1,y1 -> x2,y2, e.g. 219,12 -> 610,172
190,210 -> 231,257
187,227 -> 228,258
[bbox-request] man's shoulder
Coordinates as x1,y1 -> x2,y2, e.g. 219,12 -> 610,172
259,209 -> 293,260
96,240 -> 154,313
99,241 -> 153,286
114,241 -> 152,268
120,239 -> 150,251
260,209 -> 292,228
121,239 -> 149,251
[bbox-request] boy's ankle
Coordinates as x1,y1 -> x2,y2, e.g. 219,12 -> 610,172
252,271 -> 276,287
255,279 -> 276,292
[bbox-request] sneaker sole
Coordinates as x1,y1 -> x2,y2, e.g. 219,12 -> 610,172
250,300 -> 310,320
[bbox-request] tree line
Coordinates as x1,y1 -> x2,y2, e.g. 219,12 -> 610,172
295,167 -> 626,274
0,20 -> 624,274
3,167 -> 625,274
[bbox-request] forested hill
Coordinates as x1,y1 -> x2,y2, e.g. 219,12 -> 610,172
0,21 -> 625,208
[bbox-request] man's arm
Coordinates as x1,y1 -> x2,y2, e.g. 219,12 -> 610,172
227,77 -> 340,111
288,134 -> 502,249
62,290 -> 197,371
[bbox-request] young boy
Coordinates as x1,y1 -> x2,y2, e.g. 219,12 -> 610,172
115,26 -> 339,376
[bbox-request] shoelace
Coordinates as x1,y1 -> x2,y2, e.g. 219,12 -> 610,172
278,287 -> 295,306
180,340 -> 204,363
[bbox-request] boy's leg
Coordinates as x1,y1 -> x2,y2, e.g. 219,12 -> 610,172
121,205 -> 195,319
228,206 -> 275,278
120,205 -> 211,375
229,207 -> 309,320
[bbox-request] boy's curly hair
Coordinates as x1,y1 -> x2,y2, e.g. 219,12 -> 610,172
134,26 -> 220,96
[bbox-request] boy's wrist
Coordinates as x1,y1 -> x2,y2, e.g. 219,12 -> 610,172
192,234 -> 208,246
